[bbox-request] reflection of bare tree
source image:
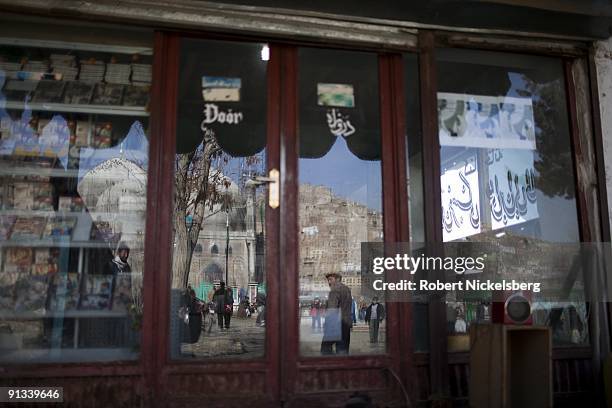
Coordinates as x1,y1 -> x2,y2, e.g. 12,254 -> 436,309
518,75 -> 575,199
172,130 -> 227,289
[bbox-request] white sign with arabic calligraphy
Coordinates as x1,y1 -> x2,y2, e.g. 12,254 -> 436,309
442,156 -> 481,242
438,93 -> 536,150
487,149 -> 539,231
326,108 -> 355,138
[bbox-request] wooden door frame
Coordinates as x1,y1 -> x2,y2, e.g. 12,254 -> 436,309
147,31 -> 283,406
147,31 -> 418,406
276,46 -> 415,405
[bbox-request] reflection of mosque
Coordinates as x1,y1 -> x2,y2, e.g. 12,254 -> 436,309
187,181 -> 265,302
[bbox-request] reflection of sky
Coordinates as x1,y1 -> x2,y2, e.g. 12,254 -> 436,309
213,152 -> 266,188
299,136 -> 382,211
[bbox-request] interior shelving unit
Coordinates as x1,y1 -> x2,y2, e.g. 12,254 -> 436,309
0,37 -> 150,363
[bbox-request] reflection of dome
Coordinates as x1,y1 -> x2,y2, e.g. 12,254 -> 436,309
78,157 -> 146,211
203,172 -> 248,231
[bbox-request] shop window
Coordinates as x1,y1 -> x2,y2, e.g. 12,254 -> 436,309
169,38 -> 267,360
436,49 -> 586,349
297,47 -> 385,356
0,32 -> 152,362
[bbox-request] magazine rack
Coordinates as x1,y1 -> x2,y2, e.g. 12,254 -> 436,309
0,38 -> 150,363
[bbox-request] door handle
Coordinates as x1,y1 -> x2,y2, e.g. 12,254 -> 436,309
268,169 -> 279,209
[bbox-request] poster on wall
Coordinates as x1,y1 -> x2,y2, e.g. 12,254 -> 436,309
438,93 -> 536,150
441,155 -> 481,242
487,149 -> 539,230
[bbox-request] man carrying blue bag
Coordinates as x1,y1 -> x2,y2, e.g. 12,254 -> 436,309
321,272 -> 353,355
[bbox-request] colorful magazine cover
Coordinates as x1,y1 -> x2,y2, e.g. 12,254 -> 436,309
63,81 -> 95,105
32,182 -> 54,211
12,182 -> 34,210
58,196 -> 84,212
91,83 -> 124,105
12,116 -> 40,156
42,216 -> 76,240
0,215 -> 16,240
38,116 -> 70,158
92,122 -> 112,148
80,274 -> 113,310
48,273 -> 80,311
111,273 -> 132,312
72,121 -> 90,146
123,84 -> 150,107
0,271 -> 18,310
10,216 -> 46,240
13,274 -> 49,312
4,247 -> 33,273
32,80 -> 66,103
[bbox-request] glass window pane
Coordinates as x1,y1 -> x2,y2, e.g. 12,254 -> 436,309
436,49 -> 586,348
0,35 -> 151,362
169,38 -> 268,360
298,48 -> 385,356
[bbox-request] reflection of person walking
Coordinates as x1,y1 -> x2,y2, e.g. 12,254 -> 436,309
213,281 -> 234,330
365,297 -> 385,344
321,272 -> 352,355
310,297 -> 322,331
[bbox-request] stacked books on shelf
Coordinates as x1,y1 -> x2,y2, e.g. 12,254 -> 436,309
79,60 -> 105,83
0,58 -> 23,78
50,54 -> 78,81
23,60 -> 49,73
130,63 -> 152,84
1,51 -> 151,109
105,63 -> 131,85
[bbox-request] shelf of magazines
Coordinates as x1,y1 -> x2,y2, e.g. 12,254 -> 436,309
0,269 -> 141,360
3,101 -> 149,117
0,209 -> 145,247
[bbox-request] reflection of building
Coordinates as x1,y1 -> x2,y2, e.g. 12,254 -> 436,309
299,183 -> 382,298
187,179 -> 265,301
